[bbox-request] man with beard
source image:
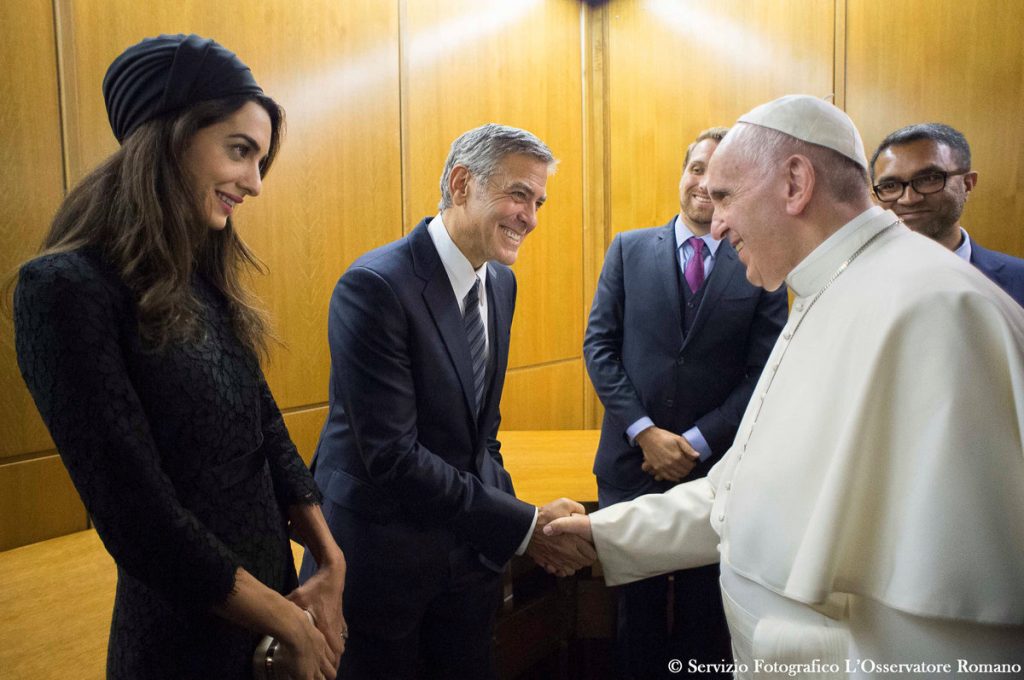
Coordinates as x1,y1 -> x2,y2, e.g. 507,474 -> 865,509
871,123 -> 1024,305
584,127 -> 787,678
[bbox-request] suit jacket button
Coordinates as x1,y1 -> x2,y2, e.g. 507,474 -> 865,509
676,356 -> 685,366
664,399 -> 674,407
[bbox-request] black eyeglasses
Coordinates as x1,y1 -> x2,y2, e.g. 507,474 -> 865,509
872,169 -> 970,201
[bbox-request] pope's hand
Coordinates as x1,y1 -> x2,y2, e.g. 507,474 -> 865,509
526,498 -> 596,577
542,513 -> 594,545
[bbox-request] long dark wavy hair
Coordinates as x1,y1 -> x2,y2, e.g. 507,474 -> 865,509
16,94 -> 284,357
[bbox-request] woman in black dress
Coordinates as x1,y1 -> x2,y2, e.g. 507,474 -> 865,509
13,34 -> 345,680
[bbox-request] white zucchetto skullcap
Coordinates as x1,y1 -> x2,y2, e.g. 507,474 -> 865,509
737,94 -> 868,169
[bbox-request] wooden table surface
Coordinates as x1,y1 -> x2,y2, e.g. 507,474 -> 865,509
500,429 -> 599,506
0,430 -> 599,679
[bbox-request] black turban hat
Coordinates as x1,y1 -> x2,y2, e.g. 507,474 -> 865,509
102,33 -> 264,143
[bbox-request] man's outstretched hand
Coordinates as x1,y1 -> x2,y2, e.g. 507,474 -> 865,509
526,498 -> 597,577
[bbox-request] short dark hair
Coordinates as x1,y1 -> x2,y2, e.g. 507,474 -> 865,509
869,123 -> 971,181
683,126 -> 729,168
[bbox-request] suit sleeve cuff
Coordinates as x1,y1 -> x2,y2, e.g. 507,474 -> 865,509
683,426 -> 713,462
515,507 -> 539,555
625,417 -> 655,446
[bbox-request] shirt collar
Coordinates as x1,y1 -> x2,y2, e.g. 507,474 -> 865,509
786,206 -> 896,298
428,215 -> 487,305
674,214 -> 722,256
954,227 -> 972,262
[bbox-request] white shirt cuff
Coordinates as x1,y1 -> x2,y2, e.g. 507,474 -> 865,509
625,416 -> 655,446
515,507 -> 539,555
682,426 -> 713,461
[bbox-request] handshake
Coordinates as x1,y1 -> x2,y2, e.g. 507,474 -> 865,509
524,498 -> 598,577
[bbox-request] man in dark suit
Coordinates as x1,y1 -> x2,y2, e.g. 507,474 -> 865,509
870,122 -> 1024,306
584,127 -> 788,679
302,124 -> 595,679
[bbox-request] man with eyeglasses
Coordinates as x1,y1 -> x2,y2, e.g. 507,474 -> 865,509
870,122 -> 1024,306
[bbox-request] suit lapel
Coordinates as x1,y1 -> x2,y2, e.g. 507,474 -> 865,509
655,220 -> 685,340
683,239 -> 741,348
410,222 -> 478,419
970,238 -> 1006,274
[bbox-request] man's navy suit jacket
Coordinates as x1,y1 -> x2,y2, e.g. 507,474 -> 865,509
310,218 -> 534,575
970,237 -> 1024,307
585,219 -> 788,502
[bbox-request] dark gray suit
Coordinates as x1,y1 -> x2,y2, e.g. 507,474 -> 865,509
970,237 -> 1024,307
584,218 -> 787,678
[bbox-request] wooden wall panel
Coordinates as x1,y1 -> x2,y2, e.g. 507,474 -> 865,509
584,0 -> 834,427
845,0 -> 1024,257
282,406 -> 328,467
604,0 -> 835,240
54,0 -> 403,410
582,3 -> 610,429
0,456 -> 87,552
500,360 -> 585,430
402,0 -> 585,374
0,0 -> 64,459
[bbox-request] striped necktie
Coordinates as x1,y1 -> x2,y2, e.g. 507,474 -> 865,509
463,279 -> 487,414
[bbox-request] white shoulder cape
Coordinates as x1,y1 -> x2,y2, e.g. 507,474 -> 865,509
593,209 -> 1024,626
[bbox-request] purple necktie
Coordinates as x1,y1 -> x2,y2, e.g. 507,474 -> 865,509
684,236 -> 705,293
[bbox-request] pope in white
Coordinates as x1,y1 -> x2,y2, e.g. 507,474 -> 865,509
547,96 -> 1024,677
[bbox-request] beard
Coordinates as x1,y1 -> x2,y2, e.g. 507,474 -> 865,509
681,194 -> 713,228
902,192 -> 965,243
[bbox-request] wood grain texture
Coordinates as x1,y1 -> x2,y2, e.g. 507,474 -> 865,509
0,454 -> 87,552
846,0 -> 1024,257
0,530 -> 303,680
500,359 -> 585,430
53,0 -> 404,410
401,0 -> 585,370
0,0 -> 64,459
500,429 -> 600,506
833,0 -> 848,110
582,3 -> 609,430
281,405 -> 328,467
605,0 -> 835,239
0,530 -> 113,679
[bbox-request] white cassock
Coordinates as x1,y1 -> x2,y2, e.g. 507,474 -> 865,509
591,207 -> 1024,679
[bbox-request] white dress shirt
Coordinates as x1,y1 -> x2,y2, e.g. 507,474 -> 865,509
427,215 -> 537,555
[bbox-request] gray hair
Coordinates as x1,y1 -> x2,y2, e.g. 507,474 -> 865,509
728,123 -> 869,204
438,123 -> 556,211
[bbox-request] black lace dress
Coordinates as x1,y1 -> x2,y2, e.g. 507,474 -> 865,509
14,249 -> 322,679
